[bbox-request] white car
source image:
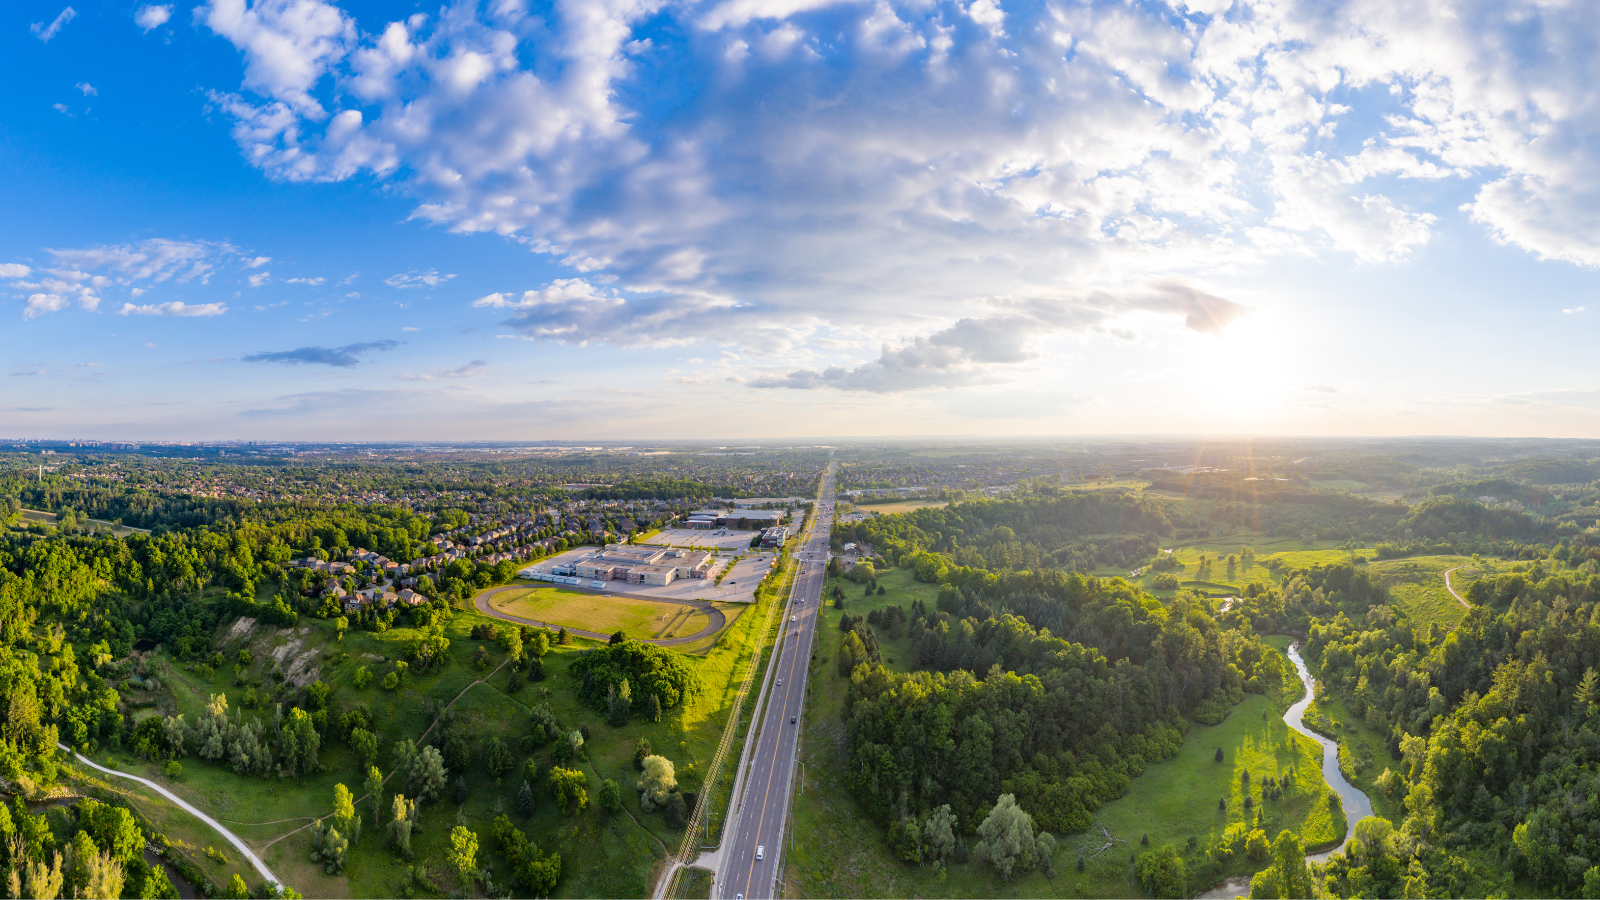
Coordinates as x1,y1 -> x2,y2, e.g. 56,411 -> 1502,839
757,846 -> 764,860
777,678 -> 782,686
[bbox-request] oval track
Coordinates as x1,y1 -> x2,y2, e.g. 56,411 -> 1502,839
474,585 -> 728,645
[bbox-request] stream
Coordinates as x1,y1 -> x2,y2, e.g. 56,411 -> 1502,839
1196,643 -> 1375,898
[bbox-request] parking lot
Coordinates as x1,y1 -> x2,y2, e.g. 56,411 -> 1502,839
649,527 -> 763,552
520,542 -> 781,604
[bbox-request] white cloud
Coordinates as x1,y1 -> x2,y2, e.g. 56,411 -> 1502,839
5,238 -> 236,319
23,294 -> 69,320
244,256 -> 271,267
31,7 -> 76,42
189,0 -> 1600,356
249,272 -> 271,287
118,301 -> 228,317
403,359 -> 489,380
134,4 -> 173,31
385,270 -> 454,289
52,103 -> 73,117
196,0 -> 355,118
76,82 -> 96,96
1564,306 -> 1586,315
286,276 -> 325,285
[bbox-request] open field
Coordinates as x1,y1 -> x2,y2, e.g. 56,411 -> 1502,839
1365,555 -> 1475,630
855,499 -> 950,515
486,585 -> 711,639
19,507 -> 150,536
785,622 -> 1344,899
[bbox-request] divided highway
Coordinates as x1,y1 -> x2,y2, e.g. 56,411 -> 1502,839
715,464 -> 836,900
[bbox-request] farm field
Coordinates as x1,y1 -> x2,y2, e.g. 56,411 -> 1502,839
486,585 -> 712,639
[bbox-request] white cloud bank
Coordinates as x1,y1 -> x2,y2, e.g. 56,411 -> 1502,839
191,0 -> 1600,380
3,238 -> 255,320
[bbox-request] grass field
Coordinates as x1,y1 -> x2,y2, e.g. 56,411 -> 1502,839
19,507 -> 150,536
857,499 -> 950,515
1366,556 -> 1474,631
83,563 -> 793,899
784,623 -> 1345,899
486,586 -> 712,639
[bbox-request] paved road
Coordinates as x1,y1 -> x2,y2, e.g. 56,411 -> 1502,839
474,586 -> 728,646
60,743 -> 283,891
716,464 -> 835,900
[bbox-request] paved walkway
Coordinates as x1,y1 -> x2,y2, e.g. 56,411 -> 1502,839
474,585 -> 728,645
59,743 -> 282,890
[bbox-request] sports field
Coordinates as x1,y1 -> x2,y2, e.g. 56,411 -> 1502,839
486,586 -> 711,638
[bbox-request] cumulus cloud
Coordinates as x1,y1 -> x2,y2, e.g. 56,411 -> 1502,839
118,301 -> 228,317
243,339 -> 402,367
186,0 -> 1600,353
134,4 -> 173,31
244,256 -> 271,268
31,7 -> 75,42
286,276 -> 325,285
76,83 -> 96,96
751,282 -> 1251,392
5,238 -> 237,319
385,270 -> 454,289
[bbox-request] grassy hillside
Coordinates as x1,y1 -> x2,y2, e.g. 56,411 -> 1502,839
83,569 -> 787,898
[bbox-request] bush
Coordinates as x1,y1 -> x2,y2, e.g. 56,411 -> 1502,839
164,760 -> 183,780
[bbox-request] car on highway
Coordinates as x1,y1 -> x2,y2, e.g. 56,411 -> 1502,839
777,678 -> 782,686
791,715 -> 796,723
757,846 -> 764,860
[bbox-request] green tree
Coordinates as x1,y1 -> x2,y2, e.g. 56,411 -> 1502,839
224,873 -> 249,899
516,780 -> 537,817
1135,845 -> 1187,898
973,794 -> 1036,880
638,755 -> 677,812
1247,830 -> 1312,899
353,666 -> 372,689
599,778 -> 621,813
486,736 -> 514,778
387,794 -> 417,858
924,804 -> 957,864
549,767 -> 589,815
363,766 -> 384,824
349,728 -> 378,769
448,826 -> 478,893
1245,828 -> 1270,862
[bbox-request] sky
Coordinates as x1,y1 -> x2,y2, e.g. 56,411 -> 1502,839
4,0 -> 1600,441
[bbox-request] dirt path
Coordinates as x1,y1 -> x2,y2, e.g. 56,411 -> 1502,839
474,586 -> 727,646
1443,566 -> 1475,609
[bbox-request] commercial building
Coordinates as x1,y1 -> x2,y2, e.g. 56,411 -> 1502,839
759,525 -> 790,549
521,544 -> 718,586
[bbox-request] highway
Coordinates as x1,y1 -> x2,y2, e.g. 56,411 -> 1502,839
715,463 -> 835,900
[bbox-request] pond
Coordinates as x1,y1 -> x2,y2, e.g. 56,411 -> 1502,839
1197,642 -> 1376,897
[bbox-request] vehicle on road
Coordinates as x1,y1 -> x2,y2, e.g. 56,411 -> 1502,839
790,715 -> 796,723
777,678 -> 782,686
757,846 -> 764,860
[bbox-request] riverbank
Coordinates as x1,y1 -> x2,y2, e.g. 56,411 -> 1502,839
1196,645 -> 1376,898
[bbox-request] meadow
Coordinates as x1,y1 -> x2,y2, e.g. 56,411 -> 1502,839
486,586 -> 713,639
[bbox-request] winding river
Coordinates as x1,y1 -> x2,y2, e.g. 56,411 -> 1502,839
1197,643 -> 1375,897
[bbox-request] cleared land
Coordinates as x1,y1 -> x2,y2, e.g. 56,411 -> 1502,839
19,507 -> 150,536
855,499 -> 950,515
487,585 -> 711,639
1366,555 -> 1476,630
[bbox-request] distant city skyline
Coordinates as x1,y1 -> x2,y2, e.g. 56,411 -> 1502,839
5,0 -> 1600,440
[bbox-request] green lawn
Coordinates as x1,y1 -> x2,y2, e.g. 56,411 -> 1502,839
487,586 -> 712,639
785,627 -> 1345,900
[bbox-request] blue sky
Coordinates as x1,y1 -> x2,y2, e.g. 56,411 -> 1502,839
4,0 -> 1600,440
